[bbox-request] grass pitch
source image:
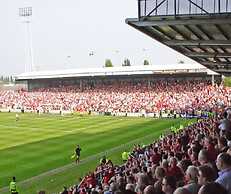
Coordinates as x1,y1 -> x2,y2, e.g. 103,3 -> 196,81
0,113 -> 193,194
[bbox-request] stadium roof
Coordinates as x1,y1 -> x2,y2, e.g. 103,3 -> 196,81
126,0 -> 231,75
15,64 -> 217,80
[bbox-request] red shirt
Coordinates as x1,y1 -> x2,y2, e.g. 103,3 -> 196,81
151,153 -> 161,164
168,165 -> 183,180
207,144 -> 218,161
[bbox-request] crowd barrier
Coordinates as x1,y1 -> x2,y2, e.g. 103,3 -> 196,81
0,108 -> 212,120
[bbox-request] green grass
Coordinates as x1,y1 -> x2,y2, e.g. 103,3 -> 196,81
224,77 -> 231,87
0,113 -> 194,194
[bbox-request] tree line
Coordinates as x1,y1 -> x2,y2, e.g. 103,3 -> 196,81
104,59 -> 186,67
104,59 -> 150,67
0,75 -> 14,83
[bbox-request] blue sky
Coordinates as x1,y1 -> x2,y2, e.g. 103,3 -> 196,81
0,0 -> 197,75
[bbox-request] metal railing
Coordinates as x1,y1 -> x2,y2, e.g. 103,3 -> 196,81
138,0 -> 231,18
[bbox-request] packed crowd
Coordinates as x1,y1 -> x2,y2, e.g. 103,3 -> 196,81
0,80 -> 231,114
62,108 -> 231,194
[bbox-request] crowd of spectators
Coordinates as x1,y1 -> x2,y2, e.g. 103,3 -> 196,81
62,107 -> 231,194
0,80 -> 231,114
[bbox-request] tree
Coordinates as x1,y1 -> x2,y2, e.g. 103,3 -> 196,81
10,76 -> 14,83
143,59 -> 150,65
224,77 -> 231,87
4,76 -> 9,82
104,59 -> 113,67
122,58 -> 131,66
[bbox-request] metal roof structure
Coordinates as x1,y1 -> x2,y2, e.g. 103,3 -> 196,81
126,0 -> 231,75
15,64 -> 215,80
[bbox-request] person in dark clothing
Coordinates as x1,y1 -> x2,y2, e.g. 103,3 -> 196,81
75,145 -> 82,164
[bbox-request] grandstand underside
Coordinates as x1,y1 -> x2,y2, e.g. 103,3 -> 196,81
17,72 -> 219,91
126,0 -> 231,75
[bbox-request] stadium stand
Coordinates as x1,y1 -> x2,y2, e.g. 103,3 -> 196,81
1,79 -> 230,117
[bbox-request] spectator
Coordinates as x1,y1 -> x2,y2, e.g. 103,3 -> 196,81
162,176 -> 176,194
151,147 -> 161,165
183,166 -> 200,194
178,160 -> 192,174
225,130 -> 231,147
198,150 -> 213,168
143,185 -> 156,194
173,187 -> 191,194
217,137 -> 228,153
215,153 -> 231,193
197,165 -> 216,186
154,166 -> 166,193
227,147 -> 231,156
198,182 -> 228,194
125,183 -> 135,192
135,173 -> 149,194
203,136 -> 217,162
219,111 -> 231,136
168,157 -> 183,181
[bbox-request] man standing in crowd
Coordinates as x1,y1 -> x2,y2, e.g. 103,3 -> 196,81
215,153 -> 231,193
75,145 -> 81,164
9,176 -> 18,194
